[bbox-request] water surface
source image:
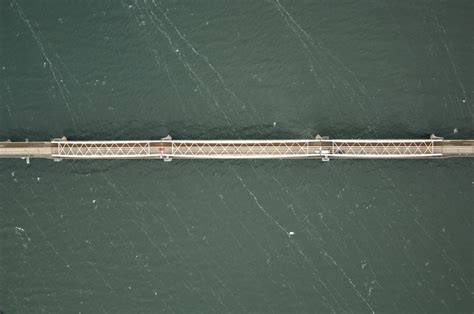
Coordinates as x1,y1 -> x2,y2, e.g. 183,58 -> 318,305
1,0 -> 472,312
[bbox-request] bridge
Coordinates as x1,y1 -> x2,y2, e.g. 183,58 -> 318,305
1,135 -> 473,162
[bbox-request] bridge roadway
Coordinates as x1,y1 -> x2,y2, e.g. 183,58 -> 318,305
0,136 -> 473,161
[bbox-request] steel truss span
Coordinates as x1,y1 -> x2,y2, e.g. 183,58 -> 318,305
327,139 -> 441,159
54,141 -> 153,158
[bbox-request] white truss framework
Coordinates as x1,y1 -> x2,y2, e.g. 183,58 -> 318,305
52,141 -> 154,158
169,140 -> 315,159
326,139 -> 442,158
51,138 -> 443,160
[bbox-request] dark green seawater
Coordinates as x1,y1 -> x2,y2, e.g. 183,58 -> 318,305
1,1 -> 473,312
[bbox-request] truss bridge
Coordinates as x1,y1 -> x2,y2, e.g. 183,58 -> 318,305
1,135 -> 472,162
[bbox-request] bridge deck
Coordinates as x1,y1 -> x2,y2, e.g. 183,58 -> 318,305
1,136 -> 473,161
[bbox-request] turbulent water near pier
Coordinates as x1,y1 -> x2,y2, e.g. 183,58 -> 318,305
1,1 -> 472,312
